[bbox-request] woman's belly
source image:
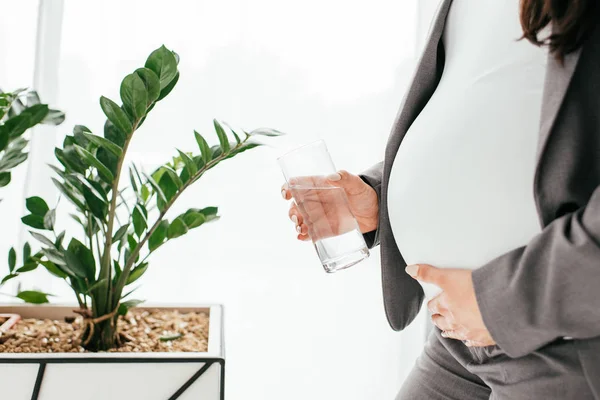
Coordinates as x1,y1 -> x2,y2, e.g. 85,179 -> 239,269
387,81 -> 543,276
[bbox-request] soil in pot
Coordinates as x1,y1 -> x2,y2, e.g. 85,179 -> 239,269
0,309 -> 209,353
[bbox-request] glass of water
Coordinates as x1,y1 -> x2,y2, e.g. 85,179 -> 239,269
278,140 -> 370,273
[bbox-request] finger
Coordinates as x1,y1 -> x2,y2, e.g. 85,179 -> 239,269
281,183 -> 291,200
431,314 -> 455,332
288,204 -> 304,225
427,293 -> 446,316
297,233 -> 310,241
405,264 -> 445,286
440,329 -> 467,341
325,170 -> 366,195
297,223 -> 308,236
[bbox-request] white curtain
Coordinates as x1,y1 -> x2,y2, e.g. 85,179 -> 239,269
1,0 -> 435,398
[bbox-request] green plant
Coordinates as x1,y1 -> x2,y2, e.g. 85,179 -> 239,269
0,45 -> 282,351
0,88 -> 64,194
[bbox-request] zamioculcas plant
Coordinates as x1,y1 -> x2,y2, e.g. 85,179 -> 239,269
0,89 -> 64,193
0,45 -> 282,351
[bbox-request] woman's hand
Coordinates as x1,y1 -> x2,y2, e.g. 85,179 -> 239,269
281,170 -> 379,241
405,264 -> 496,347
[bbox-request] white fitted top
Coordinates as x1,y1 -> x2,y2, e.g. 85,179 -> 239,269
387,0 -> 548,296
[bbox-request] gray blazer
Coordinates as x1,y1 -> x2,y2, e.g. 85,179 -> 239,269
360,0 -> 600,388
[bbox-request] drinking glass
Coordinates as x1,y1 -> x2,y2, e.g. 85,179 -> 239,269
278,140 -> 369,273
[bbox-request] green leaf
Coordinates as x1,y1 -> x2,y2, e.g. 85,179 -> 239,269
143,173 -> 167,206
132,204 -> 148,237
72,124 -> 91,134
157,172 -> 178,207
21,214 -> 46,230
67,173 -> 108,202
159,333 -> 183,342
126,262 -> 148,285
99,96 -> 132,136
52,178 -> 86,211
120,73 -> 148,120
42,109 -> 65,125
1,274 -> 18,285
43,209 -> 56,230
160,165 -> 183,188
30,231 -> 55,247
194,131 -> 212,165
157,71 -> 179,101
148,220 -> 169,252
73,144 -> 114,182
103,119 -> 126,147
141,184 -> 150,202
55,231 -> 66,249
1,114 -> 30,139
16,262 -> 38,273
225,141 -> 262,160
167,217 -> 188,239
176,149 -> 198,180
0,131 -> 9,153
55,147 -> 85,174
145,45 -> 178,90
213,119 -> 230,153
40,260 -> 68,279
183,211 -> 206,229
129,168 -> 139,195
42,248 -> 66,266
200,206 -> 219,221
81,185 -> 107,220
82,132 -> 123,157
249,127 -> 286,137
8,247 -> 16,272
118,299 -> 145,316
26,196 -> 49,216
112,224 -> 130,243
64,238 -> 95,280
125,235 -> 139,265
17,290 -> 51,304
0,172 -> 11,187
23,242 -> 31,261
19,104 -> 49,128
134,68 -> 160,105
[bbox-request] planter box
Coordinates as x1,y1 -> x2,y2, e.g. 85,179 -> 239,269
0,304 -> 224,400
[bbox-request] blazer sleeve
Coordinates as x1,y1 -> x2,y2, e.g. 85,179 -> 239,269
359,161 -> 384,249
472,184 -> 600,358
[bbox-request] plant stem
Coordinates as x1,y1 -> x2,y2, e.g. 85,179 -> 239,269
99,125 -> 137,315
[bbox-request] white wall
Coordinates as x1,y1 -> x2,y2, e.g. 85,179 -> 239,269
2,0 -> 429,398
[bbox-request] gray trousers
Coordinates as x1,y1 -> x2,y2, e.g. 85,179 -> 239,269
397,329 -> 596,400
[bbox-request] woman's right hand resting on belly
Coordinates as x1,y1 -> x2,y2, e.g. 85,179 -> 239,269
281,170 -> 379,241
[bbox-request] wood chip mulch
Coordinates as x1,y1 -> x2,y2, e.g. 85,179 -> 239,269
0,309 -> 209,353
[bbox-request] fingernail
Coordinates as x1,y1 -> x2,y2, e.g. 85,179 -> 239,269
440,331 -> 447,338
405,264 -> 419,278
289,178 -> 298,185
291,215 -> 298,224
281,189 -> 287,199
326,172 -> 341,181
296,225 -> 302,233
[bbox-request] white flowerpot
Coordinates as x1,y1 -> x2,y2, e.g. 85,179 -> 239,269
0,304 -> 224,400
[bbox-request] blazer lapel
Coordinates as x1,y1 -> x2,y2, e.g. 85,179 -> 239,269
536,49 -> 582,163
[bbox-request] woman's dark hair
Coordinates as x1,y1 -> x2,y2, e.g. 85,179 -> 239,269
520,0 -> 599,60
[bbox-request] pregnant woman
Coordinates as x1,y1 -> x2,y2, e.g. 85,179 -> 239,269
282,0 -> 600,398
